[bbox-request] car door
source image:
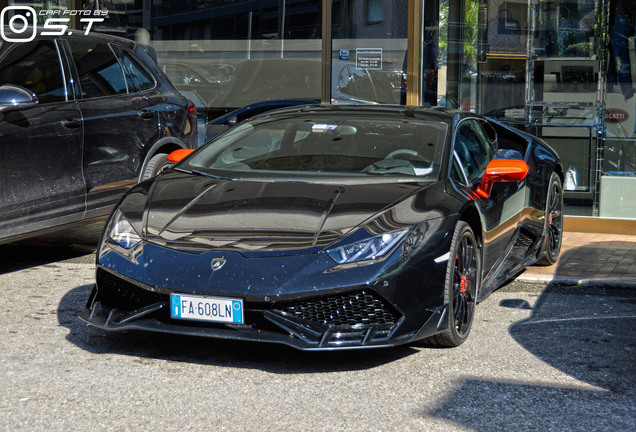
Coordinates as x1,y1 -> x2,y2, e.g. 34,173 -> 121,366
0,38 -> 85,240
64,37 -> 159,211
451,119 -> 524,283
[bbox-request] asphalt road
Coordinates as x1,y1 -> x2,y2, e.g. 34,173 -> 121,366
0,243 -> 634,431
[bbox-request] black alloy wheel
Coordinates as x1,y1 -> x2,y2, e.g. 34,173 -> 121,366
425,221 -> 480,347
537,172 -> 563,265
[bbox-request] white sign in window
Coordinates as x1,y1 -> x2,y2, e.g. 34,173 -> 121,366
356,48 -> 382,70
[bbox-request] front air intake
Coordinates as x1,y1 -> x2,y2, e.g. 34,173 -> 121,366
277,290 -> 401,327
96,268 -> 164,311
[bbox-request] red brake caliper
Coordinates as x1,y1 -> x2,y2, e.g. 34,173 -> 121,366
548,212 -> 553,225
460,275 -> 468,294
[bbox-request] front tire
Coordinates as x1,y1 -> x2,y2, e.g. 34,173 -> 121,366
537,172 -> 563,266
142,153 -> 172,180
426,221 -> 480,347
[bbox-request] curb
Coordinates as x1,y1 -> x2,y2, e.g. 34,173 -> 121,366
517,273 -> 636,288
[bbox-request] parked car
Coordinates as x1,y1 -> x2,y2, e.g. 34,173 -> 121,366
160,61 -> 234,107
0,31 -> 197,244
333,62 -> 404,104
207,59 -> 321,119
204,98 -> 320,141
81,105 -> 563,350
160,61 -> 236,146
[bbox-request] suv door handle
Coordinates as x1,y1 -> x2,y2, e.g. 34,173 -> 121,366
62,118 -> 82,128
138,110 -> 155,119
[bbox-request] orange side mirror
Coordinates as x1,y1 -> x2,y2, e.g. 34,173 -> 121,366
476,159 -> 529,199
167,148 -> 195,164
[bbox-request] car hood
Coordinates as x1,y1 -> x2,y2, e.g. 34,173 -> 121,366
133,172 -> 435,255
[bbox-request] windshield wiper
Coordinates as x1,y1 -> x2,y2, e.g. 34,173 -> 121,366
174,167 -> 233,181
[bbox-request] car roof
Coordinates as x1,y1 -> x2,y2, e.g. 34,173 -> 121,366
0,26 -> 137,49
210,98 -> 322,124
254,104 -> 465,125
0,27 -> 160,63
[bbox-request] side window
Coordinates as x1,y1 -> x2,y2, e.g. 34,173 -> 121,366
117,48 -> 155,92
453,120 -> 495,184
0,40 -> 66,104
67,39 -> 128,98
450,157 -> 467,184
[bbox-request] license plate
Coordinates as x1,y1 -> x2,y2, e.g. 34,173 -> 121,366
170,293 -> 243,324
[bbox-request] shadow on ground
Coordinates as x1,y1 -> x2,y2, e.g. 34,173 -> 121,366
58,285 -> 417,374
428,378 -> 634,430
508,284 -> 636,394
0,219 -> 103,273
428,284 -> 636,430
0,242 -> 96,274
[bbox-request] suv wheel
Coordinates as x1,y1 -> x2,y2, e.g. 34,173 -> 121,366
143,153 -> 172,180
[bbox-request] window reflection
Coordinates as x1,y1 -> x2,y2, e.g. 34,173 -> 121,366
332,0 -> 408,105
0,40 -> 66,104
68,40 -> 127,98
18,0 -> 636,220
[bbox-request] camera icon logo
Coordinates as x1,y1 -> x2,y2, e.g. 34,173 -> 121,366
1,6 -> 38,42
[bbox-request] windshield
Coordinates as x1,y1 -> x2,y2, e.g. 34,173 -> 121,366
183,115 -> 448,181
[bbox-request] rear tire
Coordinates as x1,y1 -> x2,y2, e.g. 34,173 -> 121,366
425,221 -> 480,347
142,153 -> 172,180
537,172 -> 563,266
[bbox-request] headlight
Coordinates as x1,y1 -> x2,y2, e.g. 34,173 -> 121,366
109,209 -> 142,249
326,229 -> 409,264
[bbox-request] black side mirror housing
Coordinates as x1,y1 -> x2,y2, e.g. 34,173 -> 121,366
0,84 -> 39,112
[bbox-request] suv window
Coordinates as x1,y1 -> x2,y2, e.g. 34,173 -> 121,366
0,40 -> 66,104
67,39 -> 128,98
118,49 -> 155,92
453,120 -> 495,184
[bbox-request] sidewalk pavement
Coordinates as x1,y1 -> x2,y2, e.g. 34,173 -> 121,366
519,231 -> 636,287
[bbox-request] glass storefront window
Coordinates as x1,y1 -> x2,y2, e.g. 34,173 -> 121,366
433,0 -> 635,219
480,0 -> 527,116
331,0 -> 408,105
149,1 -> 323,125
526,0 -> 600,215
8,0 -> 636,220
601,0 -> 636,218
474,0 -> 603,217
437,0 -> 485,111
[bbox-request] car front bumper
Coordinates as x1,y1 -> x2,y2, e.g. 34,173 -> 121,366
79,267 -> 449,351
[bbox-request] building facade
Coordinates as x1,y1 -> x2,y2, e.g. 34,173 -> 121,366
5,0 -> 636,224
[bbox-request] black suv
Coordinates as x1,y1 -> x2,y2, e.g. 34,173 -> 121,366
0,32 -> 197,244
